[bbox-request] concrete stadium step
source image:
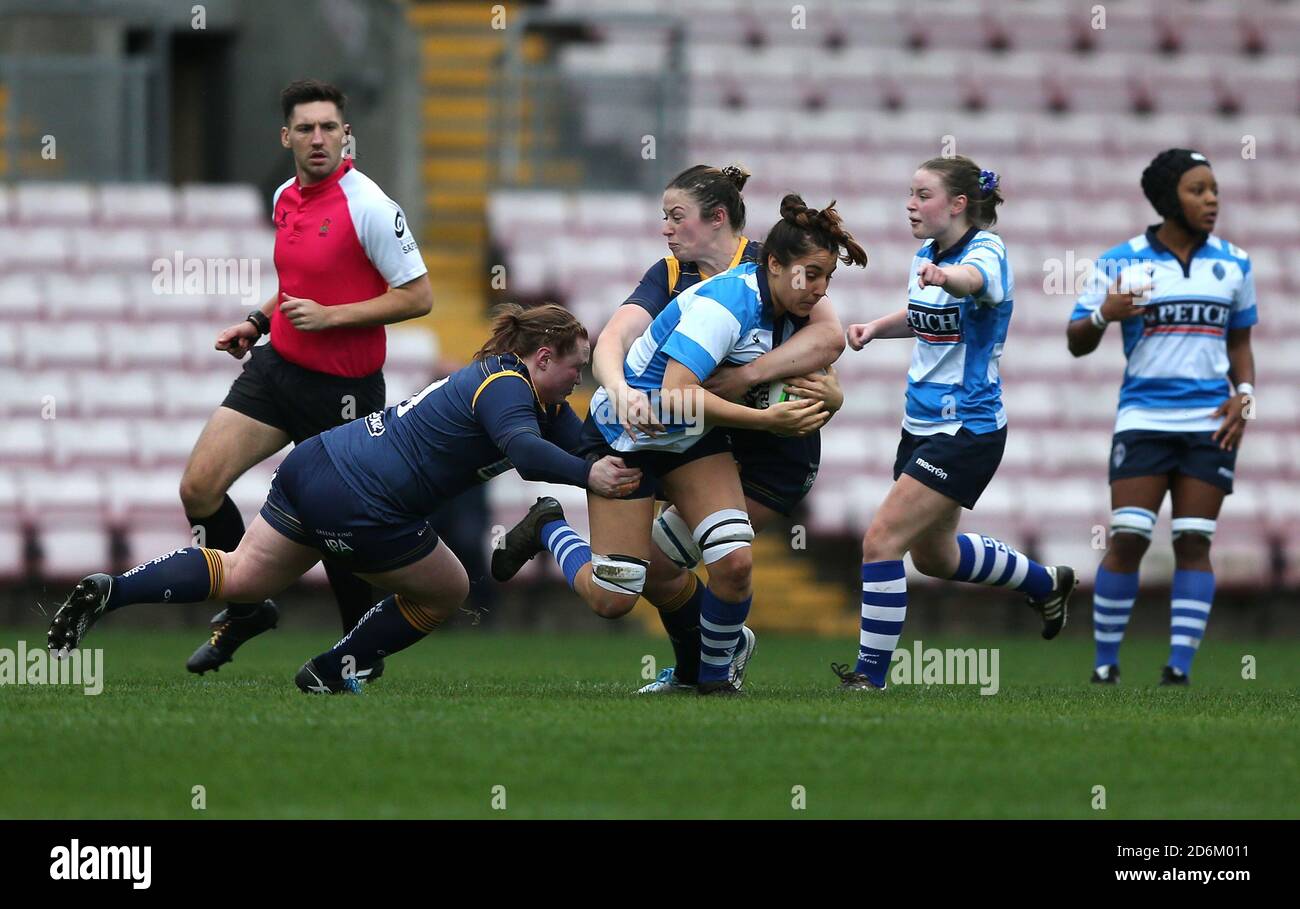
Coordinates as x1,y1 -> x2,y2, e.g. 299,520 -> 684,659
422,157 -> 490,185
421,35 -> 504,60
407,2 -> 489,29
427,190 -> 488,215
422,66 -> 495,89
423,221 -> 487,246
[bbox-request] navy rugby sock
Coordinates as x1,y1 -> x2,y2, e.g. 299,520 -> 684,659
107,548 -> 225,612
312,595 -> 441,678
653,572 -> 703,684
186,495 -> 259,618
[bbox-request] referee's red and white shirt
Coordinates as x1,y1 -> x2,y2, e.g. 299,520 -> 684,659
270,158 -> 427,378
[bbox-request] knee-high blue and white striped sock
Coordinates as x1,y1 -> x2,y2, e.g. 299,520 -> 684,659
1092,566 -> 1139,668
698,586 -> 751,684
1169,569 -> 1214,675
856,560 -> 907,688
950,533 -> 1053,598
541,519 -> 591,591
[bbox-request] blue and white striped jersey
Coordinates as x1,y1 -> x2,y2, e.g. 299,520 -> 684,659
903,227 -> 1014,436
590,260 -> 778,453
1071,228 -> 1258,433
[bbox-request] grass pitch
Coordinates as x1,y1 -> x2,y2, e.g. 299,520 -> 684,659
1,627 -> 1296,819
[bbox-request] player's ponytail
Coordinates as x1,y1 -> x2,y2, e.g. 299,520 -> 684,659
475,303 -> 588,361
918,155 -> 1004,229
666,163 -> 751,231
764,193 -> 868,269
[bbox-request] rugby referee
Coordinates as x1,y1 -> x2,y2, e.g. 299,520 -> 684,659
180,79 -> 432,676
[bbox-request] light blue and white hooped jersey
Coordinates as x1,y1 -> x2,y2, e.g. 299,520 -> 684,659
1071,228 -> 1258,433
590,261 -> 778,453
903,227 -> 1014,436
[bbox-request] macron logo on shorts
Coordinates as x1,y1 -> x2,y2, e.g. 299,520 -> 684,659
915,457 -> 949,480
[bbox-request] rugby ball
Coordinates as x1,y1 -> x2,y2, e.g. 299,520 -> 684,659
745,379 -> 801,410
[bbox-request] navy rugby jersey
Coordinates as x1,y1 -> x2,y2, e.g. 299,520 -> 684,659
319,354 -> 588,520
623,236 -> 762,317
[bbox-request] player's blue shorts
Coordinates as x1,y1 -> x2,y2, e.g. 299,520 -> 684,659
577,413 -> 733,500
893,425 -> 1006,510
260,435 -> 441,573
1109,429 -> 1236,494
730,428 -> 820,517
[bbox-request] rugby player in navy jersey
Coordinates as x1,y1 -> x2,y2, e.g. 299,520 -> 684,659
47,305 -> 642,692
586,164 -> 849,693
492,194 -> 865,696
1067,149 -> 1257,687
837,156 -> 1076,692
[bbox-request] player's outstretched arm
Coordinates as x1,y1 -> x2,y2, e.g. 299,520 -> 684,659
847,307 -> 912,350
917,261 -> 983,296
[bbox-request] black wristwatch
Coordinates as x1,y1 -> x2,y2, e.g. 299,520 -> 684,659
246,310 -> 271,337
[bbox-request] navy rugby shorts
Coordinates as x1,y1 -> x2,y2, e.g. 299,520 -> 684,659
260,435 -> 440,573
1109,429 -> 1236,494
893,426 -> 1007,510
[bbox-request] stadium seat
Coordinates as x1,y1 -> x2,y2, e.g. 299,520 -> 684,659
19,322 -> 102,369
386,328 -> 440,369
45,273 -> 128,319
33,515 -> 113,581
106,325 -> 190,368
0,526 -> 25,581
120,522 -> 195,572
17,469 -> 104,519
13,182 -> 94,223
0,227 -> 70,269
71,227 -> 154,271
0,419 -> 51,465
0,272 -> 44,320
50,418 -> 136,467
135,418 -> 209,466
70,370 -> 159,417
178,184 -> 265,225
97,183 -> 177,226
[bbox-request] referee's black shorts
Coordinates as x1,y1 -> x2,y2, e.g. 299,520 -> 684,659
221,341 -> 385,443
